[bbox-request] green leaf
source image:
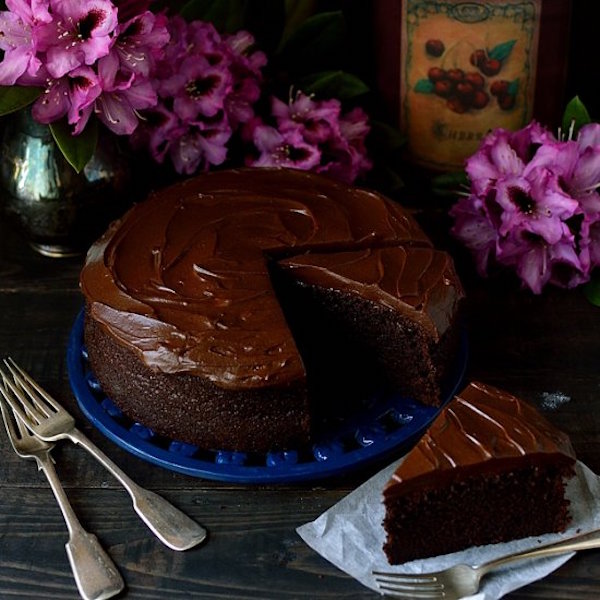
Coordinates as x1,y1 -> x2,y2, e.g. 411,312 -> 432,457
368,120 -> 406,151
276,10 -> 346,72
278,0 -> 317,51
414,79 -> 434,94
508,78 -> 519,96
584,272 -> 600,307
0,86 -> 42,116
180,0 -> 245,32
49,118 -> 98,173
431,171 -> 469,196
299,70 -> 369,100
562,96 -> 591,139
488,40 -> 516,62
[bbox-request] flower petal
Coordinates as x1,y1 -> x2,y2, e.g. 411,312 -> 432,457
0,45 -> 33,85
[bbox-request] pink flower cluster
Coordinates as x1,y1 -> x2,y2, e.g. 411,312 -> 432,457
131,16 -> 267,174
242,91 -> 372,184
0,0 -> 168,134
451,121 -> 600,293
133,22 -> 372,182
0,1 -> 373,183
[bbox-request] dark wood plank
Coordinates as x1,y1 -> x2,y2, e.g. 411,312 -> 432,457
0,487 -> 371,599
0,215 -> 83,292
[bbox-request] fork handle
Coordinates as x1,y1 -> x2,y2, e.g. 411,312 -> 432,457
37,457 -> 125,600
478,527 -> 600,577
67,428 -> 207,551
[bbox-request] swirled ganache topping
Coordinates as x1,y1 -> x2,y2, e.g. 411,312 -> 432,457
80,167 -> 438,390
384,381 -> 576,499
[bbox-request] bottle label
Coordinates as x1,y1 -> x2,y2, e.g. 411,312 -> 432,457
400,0 -> 542,170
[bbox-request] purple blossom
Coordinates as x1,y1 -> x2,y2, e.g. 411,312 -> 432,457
500,228 -> 587,294
321,106 -> 373,183
94,50 -> 156,134
0,0 -> 51,85
170,55 -> 232,121
134,15 -> 265,174
222,29 -> 265,128
272,92 -> 341,144
169,120 -> 231,174
32,66 -> 100,124
244,92 -> 372,183
244,118 -> 321,170
451,120 -> 600,294
129,103 -> 183,162
113,10 -> 169,76
35,0 -> 119,78
0,0 -> 169,138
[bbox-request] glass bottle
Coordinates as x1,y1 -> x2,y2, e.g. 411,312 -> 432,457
373,0 -> 572,172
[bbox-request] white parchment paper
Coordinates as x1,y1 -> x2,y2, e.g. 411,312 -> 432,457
297,460 -> 600,599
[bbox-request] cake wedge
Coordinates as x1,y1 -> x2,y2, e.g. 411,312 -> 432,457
382,381 -> 576,564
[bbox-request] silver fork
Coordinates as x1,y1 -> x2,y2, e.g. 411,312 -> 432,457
0,357 -> 207,552
0,396 -> 125,600
373,527 -> 600,599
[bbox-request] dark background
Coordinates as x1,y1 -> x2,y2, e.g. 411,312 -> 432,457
566,2 -> 600,119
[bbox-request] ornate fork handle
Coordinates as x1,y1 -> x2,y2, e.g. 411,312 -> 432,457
34,451 -> 124,600
67,428 -> 207,551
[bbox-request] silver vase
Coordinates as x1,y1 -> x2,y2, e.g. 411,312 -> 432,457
0,110 -> 132,257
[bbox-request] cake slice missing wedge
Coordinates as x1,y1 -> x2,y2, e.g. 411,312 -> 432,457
382,381 -> 576,564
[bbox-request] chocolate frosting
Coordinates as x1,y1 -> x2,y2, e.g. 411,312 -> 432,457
279,247 -> 463,339
81,167 -> 441,389
384,381 -> 576,498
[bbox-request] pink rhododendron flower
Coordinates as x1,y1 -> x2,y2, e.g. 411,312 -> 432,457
133,15 -> 265,173
244,118 -> 321,170
32,66 -> 100,124
113,10 -> 169,76
271,92 -> 340,144
0,0 -> 168,137
451,121 -> 600,294
35,0 -> 119,78
93,50 -> 156,134
169,120 -> 231,175
244,92 -> 371,183
0,0 -> 50,85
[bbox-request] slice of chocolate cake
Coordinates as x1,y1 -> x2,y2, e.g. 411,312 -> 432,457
276,247 -> 463,408
382,381 -> 576,564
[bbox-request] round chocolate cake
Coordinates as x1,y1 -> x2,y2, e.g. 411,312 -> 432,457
80,168 -> 464,452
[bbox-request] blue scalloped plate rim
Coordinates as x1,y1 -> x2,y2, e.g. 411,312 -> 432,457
67,309 -> 468,483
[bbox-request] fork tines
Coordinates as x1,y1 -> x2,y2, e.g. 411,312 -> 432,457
0,358 -> 57,424
372,571 -> 444,599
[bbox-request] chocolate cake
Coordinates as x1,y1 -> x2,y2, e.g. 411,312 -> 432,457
277,247 -> 462,411
80,167 -> 464,453
382,381 -> 576,564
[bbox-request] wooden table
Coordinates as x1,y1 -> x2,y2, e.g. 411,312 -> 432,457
1,202 -> 600,600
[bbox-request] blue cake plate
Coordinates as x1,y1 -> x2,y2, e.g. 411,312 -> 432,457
67,309 -> 468,483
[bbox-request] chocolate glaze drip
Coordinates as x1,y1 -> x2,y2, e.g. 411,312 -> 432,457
81,168 -> 448,389
384,382 -> 576,498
